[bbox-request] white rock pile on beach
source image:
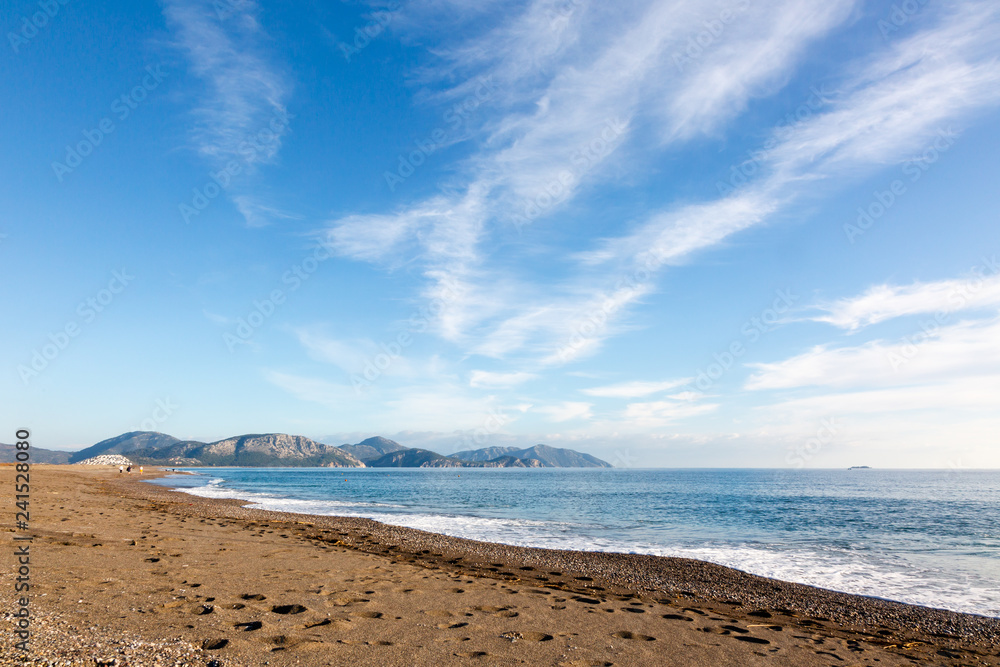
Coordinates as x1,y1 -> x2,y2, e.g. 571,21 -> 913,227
76,454 -> 134,466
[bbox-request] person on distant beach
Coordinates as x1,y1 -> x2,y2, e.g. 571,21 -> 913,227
119,465 -> 123,473
139,466 -> 143,474
126,465 -> 132,474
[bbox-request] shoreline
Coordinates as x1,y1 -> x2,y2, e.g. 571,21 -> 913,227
152,466 -> 997,622
4,465 -> 998,666
132,470 -> 999,639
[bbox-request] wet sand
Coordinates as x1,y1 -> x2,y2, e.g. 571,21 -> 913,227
2,465 -> 998,666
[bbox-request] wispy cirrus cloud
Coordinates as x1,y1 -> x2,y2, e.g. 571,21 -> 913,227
804,269 -> 1000,331
582,378 -> 691,398
535,401 -> 593,422
623,399 -> 719,426
164,0 -> 292,225
746,316 -> 1000,391
469,370 -> 537,388
326,0 -> 1000,374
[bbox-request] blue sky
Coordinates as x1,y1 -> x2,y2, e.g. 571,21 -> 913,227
3,0 -> 999,467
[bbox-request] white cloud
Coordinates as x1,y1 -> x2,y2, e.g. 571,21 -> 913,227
747,315 -> 1000,391
293,328 -> 423,379
535,401 -> 593,422
469,370 -> 538,388
806,269 -> 1000,331
623,399 -> 719,424
325,0 -> 861,362
232,196 -> 301,229
265,371 -> 352,408
582,378 -> 691,398
326,0 -> 1000,373
164,0 -> 291,225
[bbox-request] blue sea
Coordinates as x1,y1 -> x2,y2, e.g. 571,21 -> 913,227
151,468 -> 1000,618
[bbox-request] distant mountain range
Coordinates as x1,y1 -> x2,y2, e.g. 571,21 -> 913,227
5,432 -> 612,468
0,443 -> 72,464
452,444 -> 611,468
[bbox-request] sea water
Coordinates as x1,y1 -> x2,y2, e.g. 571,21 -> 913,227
150,468 -> 1000,618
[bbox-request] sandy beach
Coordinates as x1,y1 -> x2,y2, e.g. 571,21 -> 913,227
2,465 -> 998,666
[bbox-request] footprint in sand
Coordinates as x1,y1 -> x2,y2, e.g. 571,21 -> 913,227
733,636 -> 770,645
234,621 -> 263,632
612,631 -> 655,642
241,593 -> 266,601
271,604 -> 308,615
455,651 -> 489,658
572,596 -> 602,605
558,661 -> 614,667
352,611 -> 383,619
436,622 -> 469,629
500,631 -> 553,642
201,638 -> 228,650
424,610 -> 454,618
663,613 -> 694,621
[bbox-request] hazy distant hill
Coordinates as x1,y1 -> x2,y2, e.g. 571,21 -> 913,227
450,446 -> 518,462
452,444 -> 611,468
479,455 -> 547,468
151,434 -> 365,467
338,436 -> 408,463
0,443 -> 72,464
368,450 -> 555,468
368,448 -> 468,468
69,431 -> 183,463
